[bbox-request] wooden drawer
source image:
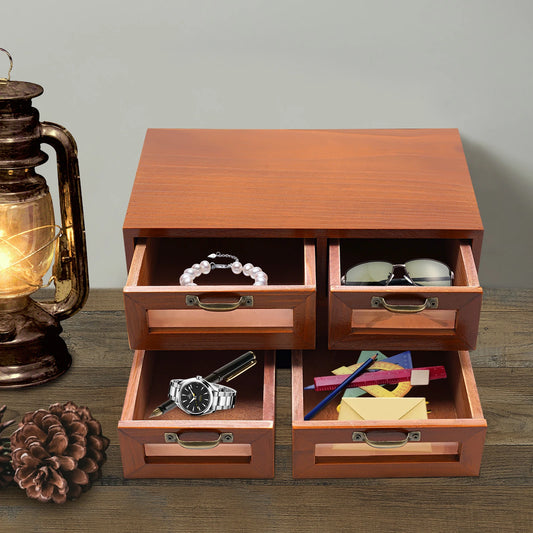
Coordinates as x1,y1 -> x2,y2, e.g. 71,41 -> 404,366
124,238 -> 316,350
292,349 -> 486,478
328,239 -> 483,350
118,349 -> 275,478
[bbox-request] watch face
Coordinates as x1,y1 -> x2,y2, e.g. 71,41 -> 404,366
179,379 -> 212,415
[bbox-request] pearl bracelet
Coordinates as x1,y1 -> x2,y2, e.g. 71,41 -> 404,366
179,252 -> 268,286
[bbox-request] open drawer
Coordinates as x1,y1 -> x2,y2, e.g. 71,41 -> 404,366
292,349 -> 486,478
124,238 -> 316,350
328,239 -> 483,350
118,349 -> 275,478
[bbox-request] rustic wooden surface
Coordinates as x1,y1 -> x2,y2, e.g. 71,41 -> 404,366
1,288 -> 531,532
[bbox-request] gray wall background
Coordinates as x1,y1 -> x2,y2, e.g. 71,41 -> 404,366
2,1 -> 532,288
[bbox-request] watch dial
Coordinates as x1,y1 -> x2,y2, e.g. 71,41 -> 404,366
179,381 -> 211,414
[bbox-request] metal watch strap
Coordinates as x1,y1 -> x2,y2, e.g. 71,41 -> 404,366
169,378 -> 182,401
211,384 -> 236,411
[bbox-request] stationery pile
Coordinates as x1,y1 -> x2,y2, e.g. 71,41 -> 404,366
304,350 -> 447,421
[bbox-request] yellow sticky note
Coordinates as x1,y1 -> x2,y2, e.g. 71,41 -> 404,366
332,365 -> 356,375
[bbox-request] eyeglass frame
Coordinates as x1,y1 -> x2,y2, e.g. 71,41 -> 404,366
341,259 -> 454,287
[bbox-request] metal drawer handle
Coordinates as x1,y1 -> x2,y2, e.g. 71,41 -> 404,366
164,432 -> 234,449
186,294 -> 253,312
352,430 -> 421,449
371,296 -> 438,313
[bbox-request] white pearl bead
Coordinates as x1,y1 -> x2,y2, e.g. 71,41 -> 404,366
254,279 -> 267,286
231,261 -> 243,274
200,260 -> 211,274
255,272 -> 268,284
184,267 -> 197,278
180,273 -> 193,285
250,266 -> 262,279
242,263 -> 254,276
192,263 -> 202,277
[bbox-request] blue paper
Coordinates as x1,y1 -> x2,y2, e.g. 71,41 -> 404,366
343,350 -> 413,398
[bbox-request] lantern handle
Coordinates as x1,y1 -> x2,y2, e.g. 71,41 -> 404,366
0,48 -> 13,82
38,122 -> 89,321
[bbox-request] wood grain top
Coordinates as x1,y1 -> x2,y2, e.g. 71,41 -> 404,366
124,129 -> 483,237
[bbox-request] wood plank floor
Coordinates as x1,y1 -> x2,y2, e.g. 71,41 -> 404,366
1,289 -> 531,532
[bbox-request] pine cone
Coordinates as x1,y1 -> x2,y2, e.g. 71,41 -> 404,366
10,401 -> 110,503
0,405 -> 15,489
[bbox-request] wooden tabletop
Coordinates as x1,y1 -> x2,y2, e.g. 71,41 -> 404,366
1,289 -> 531,532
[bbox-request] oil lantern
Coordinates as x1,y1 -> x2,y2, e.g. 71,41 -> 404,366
0,48 -> 88,387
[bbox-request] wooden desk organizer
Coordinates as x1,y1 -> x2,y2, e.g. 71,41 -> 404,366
119,128 -> 486,478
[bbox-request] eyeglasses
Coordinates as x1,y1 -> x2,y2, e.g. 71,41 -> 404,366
341,259 -> 454,287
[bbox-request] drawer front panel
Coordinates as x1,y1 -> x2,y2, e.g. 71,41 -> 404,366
291,349 -> 486,478
293,425 -> 486,478
124,239 -> 316,350
328,240 -> 482,350
119,349 -> 276,478
119,425 -> 274,478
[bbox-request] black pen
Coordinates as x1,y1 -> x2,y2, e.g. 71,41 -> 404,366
150,398 -> 176,418
204,350 -> 257,384
149,351 -> 256,418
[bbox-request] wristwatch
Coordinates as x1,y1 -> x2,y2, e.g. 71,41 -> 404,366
151,351 -> 256,418
169,376 -> 236,416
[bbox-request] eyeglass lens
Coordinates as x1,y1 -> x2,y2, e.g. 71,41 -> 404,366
343,259 -> 452,286
404,259 -> 452,286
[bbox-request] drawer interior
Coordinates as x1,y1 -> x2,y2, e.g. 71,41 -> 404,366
136,238 -> 308,286
334,238 -> 478,288
297,349 -> 480,422
128,350 -> 271,421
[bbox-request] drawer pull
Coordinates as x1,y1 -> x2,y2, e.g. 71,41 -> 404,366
186,294 -> 253,312
371,296 -> 438,313
352,430 -> 421,448
164,432 -> 234,449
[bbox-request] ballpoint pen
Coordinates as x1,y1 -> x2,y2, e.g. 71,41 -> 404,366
149,351 -> 257,418
304,353 -> 378,421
